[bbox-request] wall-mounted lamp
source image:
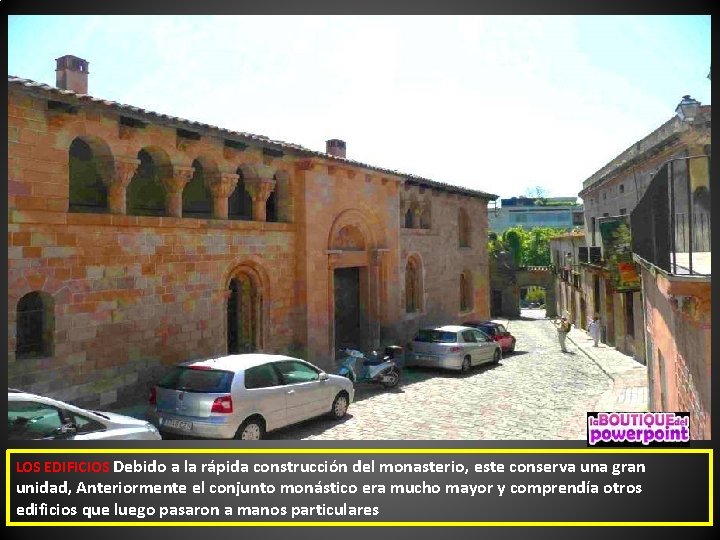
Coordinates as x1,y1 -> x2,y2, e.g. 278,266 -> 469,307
675,95 -> 701,122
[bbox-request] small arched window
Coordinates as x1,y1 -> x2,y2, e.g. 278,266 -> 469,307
16,292 -> 54,359
460,271 -> 473,312
458,208 -> 471,247
68,138 -> 108,213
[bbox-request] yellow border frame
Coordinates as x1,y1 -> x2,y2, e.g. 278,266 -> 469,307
6,448 -> 713,527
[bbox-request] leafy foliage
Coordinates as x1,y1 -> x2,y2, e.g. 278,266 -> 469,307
489,226 -> 568,267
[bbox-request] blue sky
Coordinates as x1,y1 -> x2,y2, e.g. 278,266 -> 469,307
7,15 -> 711,200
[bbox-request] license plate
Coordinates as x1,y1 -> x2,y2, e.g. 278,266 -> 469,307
162,418 -> 192,431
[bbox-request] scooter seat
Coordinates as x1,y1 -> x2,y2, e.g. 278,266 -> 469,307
363,358 -> 383,366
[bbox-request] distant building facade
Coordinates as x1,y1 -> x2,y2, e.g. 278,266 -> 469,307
575,98 -> 710,365
549,232 -> 587,328
8,56 -> 496,408
488,196 -> 584,233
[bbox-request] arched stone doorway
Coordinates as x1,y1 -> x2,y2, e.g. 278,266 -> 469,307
514,267 -> 557,318
226,267 -> 265,354
327,210 -> 385,357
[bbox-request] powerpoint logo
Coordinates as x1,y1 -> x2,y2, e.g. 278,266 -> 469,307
586,412 -> 690,446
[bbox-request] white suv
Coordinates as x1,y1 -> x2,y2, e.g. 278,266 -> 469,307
8,389 -> 161,441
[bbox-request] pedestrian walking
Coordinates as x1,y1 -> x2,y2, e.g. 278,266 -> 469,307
588,314 -> 601,347
554,317 -> 571,352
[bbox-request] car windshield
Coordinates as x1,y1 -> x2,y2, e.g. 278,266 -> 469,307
158,367 -> 234,393
414,330 -> 457,343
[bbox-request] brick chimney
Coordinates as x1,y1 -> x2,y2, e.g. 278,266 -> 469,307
55,55 -> 89,94
326,139 -> 346,158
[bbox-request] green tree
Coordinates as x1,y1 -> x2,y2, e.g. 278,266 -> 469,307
496,226 -> 567,267
502,228 -> 523,266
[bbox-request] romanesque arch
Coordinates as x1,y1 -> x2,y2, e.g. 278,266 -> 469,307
183,156 -> 218,218
327,208 -> 378,251
229,167 -> 253,220
225,261 -> 271,354
68,135 -> 114,213
127,146 -> 172,216
327,209 -> 383,353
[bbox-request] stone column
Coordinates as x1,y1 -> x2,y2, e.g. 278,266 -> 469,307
103,157 -> 140,215
161,166 -> 194,218
244,175 -> 277,222
207,172 -> 240,220
368,249 -> 389,349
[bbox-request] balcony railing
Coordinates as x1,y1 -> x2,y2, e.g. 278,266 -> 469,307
631,154 -> 711,276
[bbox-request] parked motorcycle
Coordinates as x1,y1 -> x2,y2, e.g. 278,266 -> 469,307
337,346 -> 402,388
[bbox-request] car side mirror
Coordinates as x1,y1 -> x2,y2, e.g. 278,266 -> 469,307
319,372 -> 329,381
55,423 -> 77,439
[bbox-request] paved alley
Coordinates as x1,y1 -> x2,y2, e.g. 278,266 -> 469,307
269,309 -> 648,441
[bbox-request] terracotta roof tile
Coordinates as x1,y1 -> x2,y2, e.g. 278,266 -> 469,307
9,75 -> 498,201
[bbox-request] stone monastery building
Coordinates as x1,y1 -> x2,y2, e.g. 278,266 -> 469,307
8,56 -> 496,408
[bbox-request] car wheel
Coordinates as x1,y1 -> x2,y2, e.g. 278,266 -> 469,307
460,356 -> 471,373
235,417 -> 265,440
493,349 -> 501,364
381,368 -> 400,388
330,392 -> 349,419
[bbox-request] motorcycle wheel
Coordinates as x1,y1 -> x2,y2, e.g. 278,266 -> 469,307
381,368 -> 400,388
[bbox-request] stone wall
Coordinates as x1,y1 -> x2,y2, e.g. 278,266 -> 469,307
396,185 -> 491,346
7,87 -> 296,406
640,266 -> 711,439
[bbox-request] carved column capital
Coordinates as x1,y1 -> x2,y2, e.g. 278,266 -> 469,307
244,177 -> 275,200
161,165 -> 195,218
244,177 -> 277,222
102,157 -> 140,189
207,172 -> 240,219
207,172 -> 240,198
161,166 -> 195,194
102,157 -> 140,215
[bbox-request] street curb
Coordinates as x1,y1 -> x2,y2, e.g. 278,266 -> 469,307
565,332 -> 616,382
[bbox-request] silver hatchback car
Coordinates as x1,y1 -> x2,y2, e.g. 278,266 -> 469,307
406,325 -> 501,372
151,354 -> 355,440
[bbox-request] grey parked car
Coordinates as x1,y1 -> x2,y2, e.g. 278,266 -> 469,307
406,325 -> 501,373
150,354 -> 355,440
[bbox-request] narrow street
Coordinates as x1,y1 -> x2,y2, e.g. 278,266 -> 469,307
270,310 -> 633,440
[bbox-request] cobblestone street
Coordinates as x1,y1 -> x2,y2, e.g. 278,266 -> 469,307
269,310 -> 645,441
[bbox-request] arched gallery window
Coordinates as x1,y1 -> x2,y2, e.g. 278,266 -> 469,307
127,148 -> 166,216
68,138 -> 108,213
182,159 -> 212,218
